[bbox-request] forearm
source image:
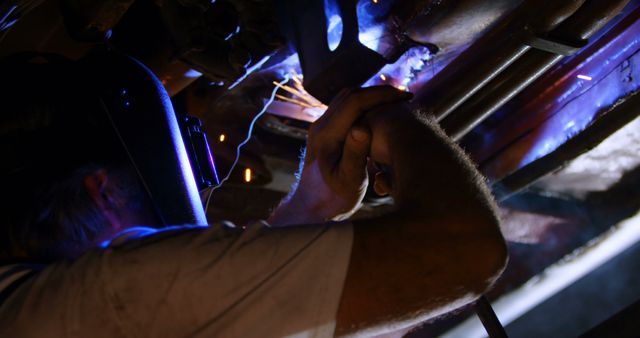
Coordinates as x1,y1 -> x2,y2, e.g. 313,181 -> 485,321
336,106 -> 507,336
369,108 -> 497,219
267,190 -> 327,227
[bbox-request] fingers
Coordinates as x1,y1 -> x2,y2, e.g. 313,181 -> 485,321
317,86 -> 412,147
338,126 -> 371,182
315,88 -> 352,122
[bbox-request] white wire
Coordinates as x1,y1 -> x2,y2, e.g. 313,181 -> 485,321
204,74 -> 290,213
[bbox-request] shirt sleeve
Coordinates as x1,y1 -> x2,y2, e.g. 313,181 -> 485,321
0,222 -> 353,338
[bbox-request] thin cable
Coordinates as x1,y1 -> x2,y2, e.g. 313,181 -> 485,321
204,74 -> 290,213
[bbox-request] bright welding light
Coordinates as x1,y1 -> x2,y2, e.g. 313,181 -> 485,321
372,0 -> 378,3
379,74 -> 387,81
244,168 -> 252,183
218,134 -> 226,142
324,0 -> 343,51
397,85 -> 407,91
364,46 -> 433,88
184,69 -> 203,78
577,74 -> 593,81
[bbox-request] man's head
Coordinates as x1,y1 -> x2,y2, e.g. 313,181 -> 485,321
0,53 -> 158,263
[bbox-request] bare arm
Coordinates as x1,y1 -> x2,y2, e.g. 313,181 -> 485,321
335,101 -> 507,336
264,86 -> 506,335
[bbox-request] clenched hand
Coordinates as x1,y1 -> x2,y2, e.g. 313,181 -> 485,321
268,86 -> 412,226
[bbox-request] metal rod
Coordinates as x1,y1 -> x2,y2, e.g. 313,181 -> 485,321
442,51 -> 562,140
441,0 -> 631,141
463,4 -> 640,165
411,0 -> 587,121
475,295 -> 508,338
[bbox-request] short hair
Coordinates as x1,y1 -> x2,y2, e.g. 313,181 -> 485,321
2,165 -> 146,263
0,53 -> 145,263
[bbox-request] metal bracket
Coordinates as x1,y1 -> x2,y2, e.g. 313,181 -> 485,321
277,0 -> 389,103
524,26 -> 588,56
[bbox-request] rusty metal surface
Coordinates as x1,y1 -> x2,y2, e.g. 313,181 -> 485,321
410,0 -> 588,121
442,51 -> 562,140
441,0 -> 631,140
278,0 -> 389,103
407,0 -> 523,52
492,88 -> 640,201
533,117 -> 640,198
159,0 -> 285,87
463,6 -> 640,175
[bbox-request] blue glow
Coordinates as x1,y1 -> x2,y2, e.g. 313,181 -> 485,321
356,0 -> 390,53
98,239 -> 110,249
324,0 -> 343,51
519,52 -> 640,167
474,24 -> 640,177
184,69 -> 203,78
205,137 -> 220,185
363,46 -> 433,90
322,0 -> 391,53
99,227 -> 159,248
0,5 -> 18,31
358,25 -> 384,52
225,25 -> 240,41
99,225 -> 212,248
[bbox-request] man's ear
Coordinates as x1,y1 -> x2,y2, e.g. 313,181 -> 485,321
83,169 -> 122,230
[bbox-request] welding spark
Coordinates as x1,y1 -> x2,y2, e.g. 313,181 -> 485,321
271,70 -> 328,120
244,168 -> 252,183
577,74 -> 593,81
292,74 -> 303,86
273,69 -> 326,109
275,94 -> 314,108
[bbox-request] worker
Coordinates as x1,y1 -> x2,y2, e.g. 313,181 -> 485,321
0,53 -> 507,337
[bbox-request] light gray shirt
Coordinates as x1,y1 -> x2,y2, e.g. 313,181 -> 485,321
0,221 -> 353,337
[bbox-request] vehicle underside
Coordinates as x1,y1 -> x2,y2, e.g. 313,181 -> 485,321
2,0 -> 640,336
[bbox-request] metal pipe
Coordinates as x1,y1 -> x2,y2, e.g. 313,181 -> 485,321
411,0 -> 588,121
441,0 -> 631,140
464,4 -> 640,165
443,51 -> 562,140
